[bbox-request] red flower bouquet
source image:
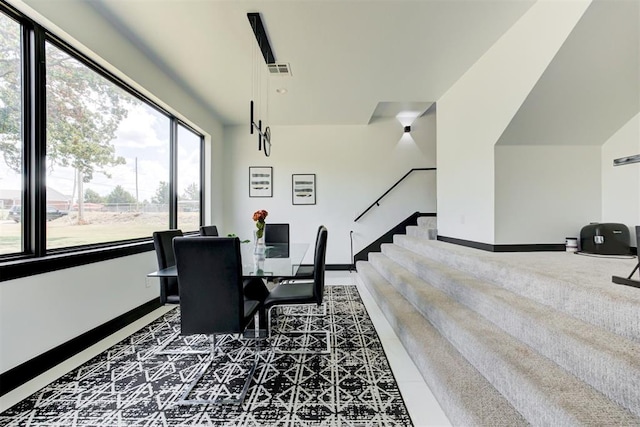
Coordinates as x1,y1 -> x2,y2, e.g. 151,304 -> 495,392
253,209 -> 268,238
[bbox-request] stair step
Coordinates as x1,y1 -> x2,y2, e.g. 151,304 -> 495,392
416,216 -> 437,229
395,234 -> 640,343
381,243 -> 640,417
356,261 -> 527,427
367,253 -> 639,425
406,224 -> 433,240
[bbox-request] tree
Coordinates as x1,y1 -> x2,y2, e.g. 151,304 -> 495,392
47,46 -> 130,222
84,188 -> 104,203
106,185 -> 136,204
152,181 -> 169,205
181,182 -> 199,201
0,16 -> 131,223
0,15 -> 22,173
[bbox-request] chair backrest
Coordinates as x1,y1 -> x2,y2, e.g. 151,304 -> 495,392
312,225 -> 323,254
173,237 -> 245,335
152,229 -> 183,303
199,225 -> 219,236
265,223 -> 289,246
307,224 -> 324,266
312,226 -> 328,305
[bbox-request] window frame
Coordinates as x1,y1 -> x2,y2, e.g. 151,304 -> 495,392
0,3 -> 204,280
176,121 -> 205,232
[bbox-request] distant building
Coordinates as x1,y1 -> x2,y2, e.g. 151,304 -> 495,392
0,187 -> 71,210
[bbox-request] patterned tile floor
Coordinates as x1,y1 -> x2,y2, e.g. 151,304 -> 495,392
0,272 -> 450,426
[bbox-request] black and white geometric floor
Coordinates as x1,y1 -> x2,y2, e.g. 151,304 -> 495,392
0,285 -> 413,426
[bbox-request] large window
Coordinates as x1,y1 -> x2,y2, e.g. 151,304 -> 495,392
0,5 -> 203,268
177,124 -> 202,232
45,42 -> 171,249
0,12 -> 23,255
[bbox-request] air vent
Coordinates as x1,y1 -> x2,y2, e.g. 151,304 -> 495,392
267,63 -> 292,76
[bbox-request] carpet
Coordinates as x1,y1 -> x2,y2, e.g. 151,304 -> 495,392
0,285 -> 413,426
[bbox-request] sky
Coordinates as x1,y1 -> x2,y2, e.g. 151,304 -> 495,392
0,104 -> 201,204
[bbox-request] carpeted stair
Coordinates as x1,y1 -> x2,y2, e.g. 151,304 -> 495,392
356,216 -> 640,426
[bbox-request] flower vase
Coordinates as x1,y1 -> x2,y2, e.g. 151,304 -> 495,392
254,229 -> 266,257
253,256 -> 265,275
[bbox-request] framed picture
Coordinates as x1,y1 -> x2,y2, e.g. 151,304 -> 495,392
292,174 -> 316,205
249,167 -> 273,197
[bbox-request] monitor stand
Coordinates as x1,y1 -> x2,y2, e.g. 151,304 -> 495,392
612,225 -> 640,289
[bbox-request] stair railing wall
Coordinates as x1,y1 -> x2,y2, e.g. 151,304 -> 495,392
353,168 -> 436,222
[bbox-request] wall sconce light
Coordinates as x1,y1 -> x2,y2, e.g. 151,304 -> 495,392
397,111 -> 419,144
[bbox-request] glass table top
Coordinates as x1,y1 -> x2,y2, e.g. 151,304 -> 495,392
147,242 -> 309,278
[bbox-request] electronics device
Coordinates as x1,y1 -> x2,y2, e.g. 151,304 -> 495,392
579,222 -> 632,256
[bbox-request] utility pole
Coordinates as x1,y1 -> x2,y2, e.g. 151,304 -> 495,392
135,157 -> 139,202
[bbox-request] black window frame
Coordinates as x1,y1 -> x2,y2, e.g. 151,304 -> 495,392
176,121 -> 205,232
0,3 -> 204,281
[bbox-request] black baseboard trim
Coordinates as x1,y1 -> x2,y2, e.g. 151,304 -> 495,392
300,264 -> 355,271
437,236 -> 566,252
328,264 -> 355,271
436,236 -> 494,251
0,298 -> 162,397
493,243 -> 566,252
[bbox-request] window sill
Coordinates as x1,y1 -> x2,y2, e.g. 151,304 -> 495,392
0,240 -> 155,282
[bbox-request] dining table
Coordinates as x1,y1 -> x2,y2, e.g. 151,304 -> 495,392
147,242 -> 309,279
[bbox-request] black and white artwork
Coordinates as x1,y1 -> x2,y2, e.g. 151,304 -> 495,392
292,173 -> 316,205
249,166 -> 272,197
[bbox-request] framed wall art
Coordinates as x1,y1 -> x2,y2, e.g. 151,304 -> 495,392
249,166 -> 273,197
292,174 -> 316,205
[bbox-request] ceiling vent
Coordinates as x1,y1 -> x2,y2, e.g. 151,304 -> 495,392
267,63 -> 292,76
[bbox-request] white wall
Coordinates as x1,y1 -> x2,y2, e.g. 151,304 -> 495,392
493,110 -> 640,248
601,113 -> 640,247
436,0 -> 590,244
222,112 -> 437,265
495,145 -> 601,244
0,252 -> 158,372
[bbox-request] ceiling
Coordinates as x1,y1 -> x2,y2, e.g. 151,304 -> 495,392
497,0 -> 640,146
18,0 -> 536,127
12,0 -> 639,147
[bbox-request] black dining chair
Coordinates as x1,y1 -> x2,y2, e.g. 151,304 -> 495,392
263,226 -> 329,354
290,225 -> 323,280
152,229 -> 183,304
265,223 -> 289,247
199,225 -> 219,236
264,223 -> 290,279
197,223 -> 269,332
171,236 -> 262,405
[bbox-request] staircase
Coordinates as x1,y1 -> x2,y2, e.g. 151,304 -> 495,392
356,217 -> 640,426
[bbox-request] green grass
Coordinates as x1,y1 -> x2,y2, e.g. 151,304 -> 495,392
0,212 -> 200,255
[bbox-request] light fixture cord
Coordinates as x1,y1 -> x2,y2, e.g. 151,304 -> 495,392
257,36 -> 262,120
251,21 -> 255,107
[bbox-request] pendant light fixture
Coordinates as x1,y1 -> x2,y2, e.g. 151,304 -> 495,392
248,13 -> 274,157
